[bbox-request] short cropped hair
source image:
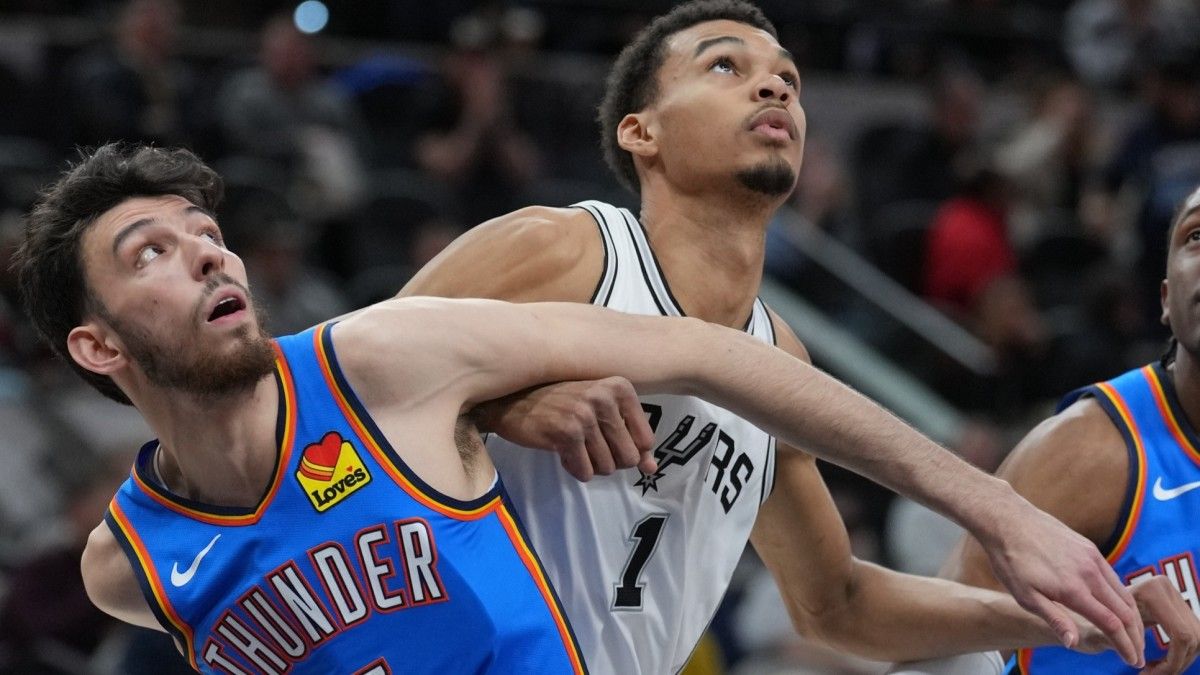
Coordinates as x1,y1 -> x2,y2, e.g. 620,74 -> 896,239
597,0 -> 777,193
10,143 -> 223,404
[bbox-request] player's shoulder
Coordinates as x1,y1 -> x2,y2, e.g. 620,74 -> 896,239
402,205 -> 604,304
997,395 -> 1129,543
476,205 -> 602,278
762,305 -> 810,362
1009,395 -> 1124,470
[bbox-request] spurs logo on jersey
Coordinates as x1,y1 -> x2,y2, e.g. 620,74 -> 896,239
486,200 -> 780,675
634,404 -> 756,513
634,406 -> 715,494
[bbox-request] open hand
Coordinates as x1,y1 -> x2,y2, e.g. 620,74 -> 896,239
983,496 -> 1145,668
1132,575 -> 1200,675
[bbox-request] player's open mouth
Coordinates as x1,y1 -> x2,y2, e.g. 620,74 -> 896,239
207,295 -> 247,323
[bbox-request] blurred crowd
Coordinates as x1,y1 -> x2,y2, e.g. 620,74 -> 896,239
1,0 -> 1199,673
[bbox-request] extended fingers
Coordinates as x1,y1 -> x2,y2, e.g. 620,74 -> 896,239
1057,579 -> 1141,668
1140,579 -> 1200,675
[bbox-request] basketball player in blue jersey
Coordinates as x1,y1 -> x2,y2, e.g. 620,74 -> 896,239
396,1 -> 1157,672
10,143 -> 1127,673
895,188 -> 1200,675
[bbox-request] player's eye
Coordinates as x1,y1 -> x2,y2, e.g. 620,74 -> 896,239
137,244 -> 164,267
709,56 -> 737,75
780,71 -> 800,90
201,229 -> 225,247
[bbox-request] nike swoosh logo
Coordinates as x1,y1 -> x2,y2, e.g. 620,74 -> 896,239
170,534 -> 221,587
1152,477 -> 1200,501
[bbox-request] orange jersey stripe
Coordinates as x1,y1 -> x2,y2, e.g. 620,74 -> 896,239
130,347 -> 298,525
311,323 -> 499,520
108,499 -> 198,670
1017,647 -> 1032,673
496,504 -> 585,675
1096,379 -> 1148,563
1146,366 -> 1200,467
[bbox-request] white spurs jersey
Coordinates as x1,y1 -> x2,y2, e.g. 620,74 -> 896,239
489,200 -> 779,674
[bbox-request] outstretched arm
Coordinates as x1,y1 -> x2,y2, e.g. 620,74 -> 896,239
337,296 -> 1143,666
752,315 -> 1098,661
942,398 -> 1200,675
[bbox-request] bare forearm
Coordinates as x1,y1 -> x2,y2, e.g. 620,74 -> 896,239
677,323 -> 1016,537
813,561 -> 1056,661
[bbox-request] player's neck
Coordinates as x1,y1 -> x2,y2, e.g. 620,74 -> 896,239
1171,349 -> 1200,435
137,374 -> 281,508
638,187 -> 776,329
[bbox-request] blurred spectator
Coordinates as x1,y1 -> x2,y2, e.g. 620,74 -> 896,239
217,14 -> 368,219
921,169 -> 1053,414
414,12 -> 544,226
1097,56 -> 1200,334
995,73 -> 1099,247
765,139 -> 865,318
229,191 -> 350,335
65,0 -> 198,148
922,170 -> 1026,334
853,63 -> 986,225
0,462 -> 123,674
1064,0 -> 1200,90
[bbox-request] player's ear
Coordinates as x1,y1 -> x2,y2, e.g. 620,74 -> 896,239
67,322 -> 126,376
617,112 -> 658,160
1162,278 -> 1171,326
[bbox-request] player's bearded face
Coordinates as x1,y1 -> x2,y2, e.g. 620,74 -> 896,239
97,276 -> 276,397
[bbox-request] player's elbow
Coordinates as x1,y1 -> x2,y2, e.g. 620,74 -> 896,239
774,569 -> 860,646
801,563 -> 908,661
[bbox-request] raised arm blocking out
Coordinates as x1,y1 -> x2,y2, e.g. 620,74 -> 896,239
334,295 -> 1145,667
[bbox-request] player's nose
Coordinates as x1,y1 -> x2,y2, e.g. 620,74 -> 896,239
187,234 -> 225,280
753,73 -> 791,104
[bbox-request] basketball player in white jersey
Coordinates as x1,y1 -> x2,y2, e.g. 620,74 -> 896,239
399,2 -> 1148,672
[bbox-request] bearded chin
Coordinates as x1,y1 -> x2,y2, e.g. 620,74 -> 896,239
735,159 -> 797,197
113,311 -> 277,399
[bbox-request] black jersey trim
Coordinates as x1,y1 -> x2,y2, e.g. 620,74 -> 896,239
624,207 -> 681,314
131,368 -> 289,519
496,482 -> 590,674
104,507 -> 197,667
1150,361 -> 1200,464
318,322 -> 503,514
574,201 -> 618,306
758,298 -> 778,346
1084,387 -> 1143,560
760,435 -> 778,505
628,212 -> 688,318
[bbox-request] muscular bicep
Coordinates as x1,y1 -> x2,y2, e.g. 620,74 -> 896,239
81,521 -> 163,631
944,397 -> 1129,589
398,206 -> 603,304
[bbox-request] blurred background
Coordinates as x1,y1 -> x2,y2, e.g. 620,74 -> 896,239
0,0 -> 1197,672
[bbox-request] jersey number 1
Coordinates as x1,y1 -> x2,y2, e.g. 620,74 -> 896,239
613,514 -> 669,611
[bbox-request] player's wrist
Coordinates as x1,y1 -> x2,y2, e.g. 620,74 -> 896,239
953,476 -> 1023,546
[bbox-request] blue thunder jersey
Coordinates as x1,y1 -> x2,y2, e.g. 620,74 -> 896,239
1007,363 -> 1200,674
105,323 -> 586,674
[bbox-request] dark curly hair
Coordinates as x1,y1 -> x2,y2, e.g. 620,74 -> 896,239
597,0 -> 777,194
10,143 -> 224,404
